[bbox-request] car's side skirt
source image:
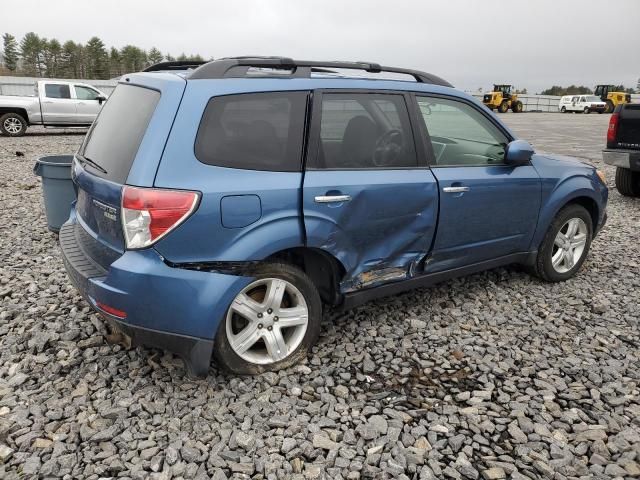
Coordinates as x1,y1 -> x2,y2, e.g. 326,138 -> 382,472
340,251 -> 536,310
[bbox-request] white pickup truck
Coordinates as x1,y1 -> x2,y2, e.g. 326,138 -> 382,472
0,80 -> 108,136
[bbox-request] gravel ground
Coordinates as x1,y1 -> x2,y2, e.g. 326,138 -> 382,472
0,116 -> 639,480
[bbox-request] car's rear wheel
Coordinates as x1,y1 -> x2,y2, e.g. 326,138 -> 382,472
214,262 -> 321,374
532,204 -> 593,282
0,112 -> 27,137
615,167 -> 640,197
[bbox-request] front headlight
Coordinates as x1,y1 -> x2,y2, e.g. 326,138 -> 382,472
596,169 -> 606,185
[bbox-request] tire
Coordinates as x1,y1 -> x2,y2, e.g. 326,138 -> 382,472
583,107 -> 590,114
0,112 -> 27,137
512,101 -> 523,113
498,101 -> 509,113
604,100 -> 615,114
615,167 -> 640,197
531,204 -> 593,282
214,262 -> 322,375
560,106 -> 566,113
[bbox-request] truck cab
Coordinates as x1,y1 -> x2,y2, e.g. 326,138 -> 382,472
0,80 -> 108,136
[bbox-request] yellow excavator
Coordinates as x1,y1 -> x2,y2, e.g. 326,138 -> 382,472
594,85 -> 632,113
482,85 -> 523,113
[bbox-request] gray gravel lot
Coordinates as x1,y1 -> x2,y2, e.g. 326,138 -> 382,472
0,114 -> 639,480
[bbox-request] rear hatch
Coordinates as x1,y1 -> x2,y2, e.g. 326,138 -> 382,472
72,74 -> 186,268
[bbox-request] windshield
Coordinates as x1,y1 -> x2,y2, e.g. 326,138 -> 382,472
79,84 -> 160,184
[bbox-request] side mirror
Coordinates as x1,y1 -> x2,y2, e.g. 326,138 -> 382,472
505,140 -> 534,166
96,95 -> 106,104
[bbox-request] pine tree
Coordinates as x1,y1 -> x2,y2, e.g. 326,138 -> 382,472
60,40 -> 82,78
147,47 -> 163,66
2,33 -> 19,71
120,45 -> 147,73
44,39 -> 62,77
20,32 -> 45,76
109,47 -> 122,77
85,37 -> 109,79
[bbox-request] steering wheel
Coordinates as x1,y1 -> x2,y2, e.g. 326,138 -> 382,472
373,129 -> 404,167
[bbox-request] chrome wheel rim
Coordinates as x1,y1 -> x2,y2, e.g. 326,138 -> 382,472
552,218 -> 588,273
4,117 -> 22,134
226,278 -> 308,365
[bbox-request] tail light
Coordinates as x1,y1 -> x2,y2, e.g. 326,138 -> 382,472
607,113 -> 619,144
122,186 -> 200,249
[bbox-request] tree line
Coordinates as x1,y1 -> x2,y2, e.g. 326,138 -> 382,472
540,84 -> 637,96
0,32 -> 207,79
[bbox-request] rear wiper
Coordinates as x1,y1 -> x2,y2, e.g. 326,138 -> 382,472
76,154 -> 108,175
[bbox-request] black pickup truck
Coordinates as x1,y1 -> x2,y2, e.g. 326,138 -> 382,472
603,103 -> 640,196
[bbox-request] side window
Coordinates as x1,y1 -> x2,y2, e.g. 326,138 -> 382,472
44,84 -> 71,99
312,93 -> 417,169
417,97 -> 509,166
75,85 -> 100,100
195,91 -> 307,172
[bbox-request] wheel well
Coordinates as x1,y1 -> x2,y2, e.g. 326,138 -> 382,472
266,248 -> 345,305
565,196 -> 599,229
0,108 -> 29,125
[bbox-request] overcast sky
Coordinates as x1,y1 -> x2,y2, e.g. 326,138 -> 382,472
3,0 -> 639,92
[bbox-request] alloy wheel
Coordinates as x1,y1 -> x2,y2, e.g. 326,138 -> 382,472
551,218 -> 588,273
4,117 -> 22,134
226,277 -> 309,365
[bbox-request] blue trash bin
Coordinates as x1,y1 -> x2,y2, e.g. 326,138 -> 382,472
33,155 -> 76,233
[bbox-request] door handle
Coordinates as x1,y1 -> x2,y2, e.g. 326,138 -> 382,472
314,195 -> 352,203
443,186 -> 470,193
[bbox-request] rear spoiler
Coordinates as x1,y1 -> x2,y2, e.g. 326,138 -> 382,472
143,61 -> 207,73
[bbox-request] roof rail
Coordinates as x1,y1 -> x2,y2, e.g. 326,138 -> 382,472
188,57 -> 452,87
143,60 -> 207,72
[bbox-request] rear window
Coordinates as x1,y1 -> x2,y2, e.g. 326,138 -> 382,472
79,84 -> 160,184
194,91 -> 308,172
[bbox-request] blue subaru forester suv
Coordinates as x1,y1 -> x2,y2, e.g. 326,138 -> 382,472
60,57 -> 608,377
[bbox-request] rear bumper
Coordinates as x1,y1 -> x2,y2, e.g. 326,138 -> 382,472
59,214 -> 253,376
603,149 -> 640,171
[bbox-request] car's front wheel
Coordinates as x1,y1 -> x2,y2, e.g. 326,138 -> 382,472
214,263 -> 321,374
532,204 -> 593,282
560,107 -> 566,113
583,107 -> 590,114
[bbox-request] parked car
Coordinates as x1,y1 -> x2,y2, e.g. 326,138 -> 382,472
0,80 -> 108,136
59,58 -> 608,377
603,103 -> 640,196
558,95 -> 607,114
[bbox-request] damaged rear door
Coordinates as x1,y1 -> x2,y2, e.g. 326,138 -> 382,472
303,91 -> 438,292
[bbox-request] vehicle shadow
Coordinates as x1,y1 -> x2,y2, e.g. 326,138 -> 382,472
24,131 -> 88,137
